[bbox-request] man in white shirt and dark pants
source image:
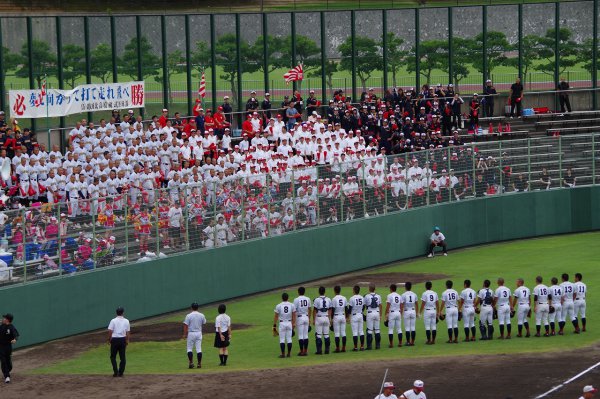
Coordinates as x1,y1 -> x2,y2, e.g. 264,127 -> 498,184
183,302 -> 206,369
107,307 -> 130,377
427,226 -> 447,257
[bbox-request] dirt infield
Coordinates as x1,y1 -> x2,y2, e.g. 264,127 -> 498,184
5,341 -> 600,398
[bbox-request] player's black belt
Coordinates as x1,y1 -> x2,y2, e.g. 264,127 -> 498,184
425,308 -> 435,311
446,306 -> 457,308
352,313 -> 361,316
482,305 -> 491,307
390,310 -> 400,312
367,310 -> 379,313
334,313 -> 344,316
537,302 -> 548,305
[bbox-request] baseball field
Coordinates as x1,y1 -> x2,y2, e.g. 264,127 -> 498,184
5,232 -> 600,398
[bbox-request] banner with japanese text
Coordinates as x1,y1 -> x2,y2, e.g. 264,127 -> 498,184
9,81 -> 145,119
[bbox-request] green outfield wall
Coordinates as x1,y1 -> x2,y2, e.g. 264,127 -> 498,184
2,186 -> 600,347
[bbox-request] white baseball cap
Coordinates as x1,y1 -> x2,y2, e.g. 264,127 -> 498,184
414,380 -> 424,388
383,382 -> 395,389
584,386 -> 598,393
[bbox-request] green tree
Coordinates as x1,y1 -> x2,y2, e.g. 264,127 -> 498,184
471,31 -> 511,77
280,35 -> 321,73
1,46 -> 19,71
119,36 -> 160,80
15,40 -> 56,88
406,39 -> 447,85
62,44 -> 85,88
90,43 -> 114,83
382,32 -> 408,88
575,38 -> 598,76
534,28 -> 579,78
506,34 -> 541,84
440,37 -> 475,89
307,60 -> 338,96
160,50 -> 186,105
191,41 -> 210,68
338,36 -> 382,92
252,35 -> 285,74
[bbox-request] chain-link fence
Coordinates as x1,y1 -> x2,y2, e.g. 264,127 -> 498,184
0,133 -> 598,286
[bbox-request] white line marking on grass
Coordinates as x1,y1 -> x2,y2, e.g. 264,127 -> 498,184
534,360 -> 600,398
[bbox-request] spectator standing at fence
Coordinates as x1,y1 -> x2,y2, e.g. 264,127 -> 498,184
450,93 -> 463,130
428,226 -> 448,258
558,76 -> 572,113
0,313 -> 18,384
168,201 -> 183,249
509,77 -> 524,118
107,307 -> 130,377
483,80 -> 497,117
261,93 -> 272,120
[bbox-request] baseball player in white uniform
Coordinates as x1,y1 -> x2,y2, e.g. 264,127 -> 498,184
375,382 -> 398,399
574,273 -> 587,333
476,279 -> 495,340
512,278 -> 531,338
348,285 -> 365,351
494,278 -> 513,339
402,282 -> 418,346
399,380 -> 426,399
533,276 -> 550,337
293,286 -> 312,356
560,273 -> 577,334
459,279 -> 477,341
364,284 -> 383,350
548,277 -> 563,336
331,285 -> 348,353
385,284 -> 404,347
441,280 -> 460,343
274,292 -> 296,358
312,286 -> 332,355
420,281 -> 439,345
183,302 -> 207,368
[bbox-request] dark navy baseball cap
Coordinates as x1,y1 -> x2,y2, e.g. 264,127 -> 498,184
2,313 -> 14,322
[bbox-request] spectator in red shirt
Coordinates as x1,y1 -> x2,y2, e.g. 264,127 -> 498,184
158,108 -> 169,128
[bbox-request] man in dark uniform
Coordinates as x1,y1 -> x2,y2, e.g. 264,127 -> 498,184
261,93 -> 272,120
0,313 -> 19,383
245,91 -> 259,113
293,90 -> 303,116
281,95 -> 292,125
221,96 -> 233,125
482,80 -> 497,117
306,90 -> 318,116
509,77 -> 524,118
558,76 -> 572,113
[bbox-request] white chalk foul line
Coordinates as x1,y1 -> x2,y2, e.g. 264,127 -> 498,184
534,360 -> 600,399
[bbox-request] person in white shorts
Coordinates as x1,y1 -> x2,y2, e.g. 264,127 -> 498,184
331,285 -> 348,353
402,282 -> 418,346
293,286 -> 312,356
493,278 -> 512,339
574,273 -> 587,333
533,276 -> 550,337
385,284 -> 404,348
548,277 -> 563,336
183,302 -> 206,369
560,273 -> 577,334
274,292 -> 296,358
459,279 -> 477,341
364,284 -> 382,350
475,279 -> 494,340
441,280 -> 460,343
312,286 -> 332,355
399,380 -> 426,399
420,281 -> 439,345
512,278 -> 531,338
348,285 -> 365,351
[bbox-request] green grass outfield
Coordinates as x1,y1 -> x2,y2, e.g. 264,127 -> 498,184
33,232 -> 600,375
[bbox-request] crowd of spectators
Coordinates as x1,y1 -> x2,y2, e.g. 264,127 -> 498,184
0,83 -> 560,274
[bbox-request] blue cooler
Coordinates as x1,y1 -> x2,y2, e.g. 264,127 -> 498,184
522,108 -> 534,116
25,243 -> 40,261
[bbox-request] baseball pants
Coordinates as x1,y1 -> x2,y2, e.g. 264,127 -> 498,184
404,309 -> 416,332
186,332 -> 202,353
279,321 -> 293,344
462,306 -> 475,328
350,314 -> 364,337
366,312 -> 381,334
497,304 -> 511,325
315,315 -> 330,339
109,337 -> 127,376
296,315 -> 310,340
574,300 -> 586,319
332,315 -> 347,338
561,302 -> 575,322
423,309 -> 437,331
517,305 -> 530,325
0,344 -> 13,378
549,304 -> 562,323
387,310 -> 402,334
535,304 -> 550,325
445,307 -> 459,329
480,306 -> 493,326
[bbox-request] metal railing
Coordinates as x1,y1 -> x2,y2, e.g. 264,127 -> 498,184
0,133 -> 597,287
